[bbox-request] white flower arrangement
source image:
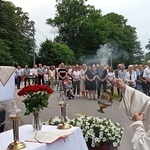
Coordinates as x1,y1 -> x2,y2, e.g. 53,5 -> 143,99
46,115 -> 124,148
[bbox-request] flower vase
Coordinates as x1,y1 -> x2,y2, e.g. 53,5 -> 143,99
32,112 -> 42,131
88,142 -> 117,150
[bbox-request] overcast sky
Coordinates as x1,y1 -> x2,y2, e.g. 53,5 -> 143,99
5,0 -> 150,53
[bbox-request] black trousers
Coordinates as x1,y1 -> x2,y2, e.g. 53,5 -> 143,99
97,80 -> 107,98
38,75 -> 44,85
141,83 -> 147,95
147,82 -> 150,96
16,76 -> 21,89
24,77 -> 30,87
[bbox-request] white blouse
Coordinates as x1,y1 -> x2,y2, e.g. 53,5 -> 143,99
72,71 -> 80,81
49,70 -> 56,79
107,72 -> 115,81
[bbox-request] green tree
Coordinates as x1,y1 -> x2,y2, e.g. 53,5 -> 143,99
37,39 -> 76,66
0,39 -> 15,65
46,0 -> 143,66
144,52 -> 150,64
102,13 -> 143,66
146,39 -> 150,50
0,1 -> 35,66
46,0 -> 103,57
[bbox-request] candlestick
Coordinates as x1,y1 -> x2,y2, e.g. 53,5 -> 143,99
57,101 -> 71,129
7,101 -> 26,150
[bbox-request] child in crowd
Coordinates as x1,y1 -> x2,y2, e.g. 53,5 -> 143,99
44,70 -> 49,86
65,79 -> 74,99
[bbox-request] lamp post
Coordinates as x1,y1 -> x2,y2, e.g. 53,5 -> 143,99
30,21 -> 36,66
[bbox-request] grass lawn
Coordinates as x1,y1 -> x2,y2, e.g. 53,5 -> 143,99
113,93 -> 121,101
113,87 -> 121,101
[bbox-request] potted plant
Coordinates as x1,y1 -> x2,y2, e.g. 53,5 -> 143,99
46,115 -> 124,149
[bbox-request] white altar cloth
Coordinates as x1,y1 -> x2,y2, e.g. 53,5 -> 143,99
0,66 -> 15,102
0,125 -> 88,150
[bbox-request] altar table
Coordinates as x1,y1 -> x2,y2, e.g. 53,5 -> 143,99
0,125 -> 88,150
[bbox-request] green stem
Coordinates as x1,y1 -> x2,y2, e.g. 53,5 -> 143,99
33,112 -> 42,130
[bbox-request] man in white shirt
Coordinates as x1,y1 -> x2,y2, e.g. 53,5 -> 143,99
37,63 -> 45,85
143,60 -> 150,96
23,65 -> 30,87
118,64 -> 126,82
15,65 -> 22,89
125,65 -> 137,88
32,65 -> 38,84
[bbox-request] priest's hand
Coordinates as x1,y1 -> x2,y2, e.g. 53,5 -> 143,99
112,78 -> 126,94
132,112 -> 144,122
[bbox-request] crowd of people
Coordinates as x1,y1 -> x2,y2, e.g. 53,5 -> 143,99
15,60 -> 150,100
14,61 -> 150,149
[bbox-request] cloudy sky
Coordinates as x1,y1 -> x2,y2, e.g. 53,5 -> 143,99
5,0 -> 150,53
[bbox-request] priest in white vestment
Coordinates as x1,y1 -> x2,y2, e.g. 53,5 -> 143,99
113,78 -> 150,150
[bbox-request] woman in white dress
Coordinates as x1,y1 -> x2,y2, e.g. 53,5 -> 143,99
49,65 -> 56,91
72,66 -> 81,97
80,64 -> 87,98
107,66 -> 115,95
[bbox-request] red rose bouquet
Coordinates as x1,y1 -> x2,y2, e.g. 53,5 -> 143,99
18,85 -> 53,115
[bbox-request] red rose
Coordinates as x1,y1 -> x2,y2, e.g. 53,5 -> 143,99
46,88 -> 53,94
29,85 -> 40,92
32,87 -> 40,92
39,85 -> 48,91
18,84 -> 53,96
39,85 -> 53,94
18,90 -> 24,96
25,85 -> 33,93
18,88 -> 27,96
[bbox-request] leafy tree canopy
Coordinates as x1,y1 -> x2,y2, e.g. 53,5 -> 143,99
146,39 -> 150,50
47,0 -> 103,57
37,39 -> 76,66
144,52 -> 150,64
0,1 -> 35,67
46,0 -> 143,67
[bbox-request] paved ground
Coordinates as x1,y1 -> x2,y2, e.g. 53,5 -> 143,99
1,86 -> 133,150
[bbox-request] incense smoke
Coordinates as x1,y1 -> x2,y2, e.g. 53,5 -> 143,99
80,43 -> 129,68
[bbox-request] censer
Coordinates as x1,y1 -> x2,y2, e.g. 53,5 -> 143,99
97,86 -> 113,113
